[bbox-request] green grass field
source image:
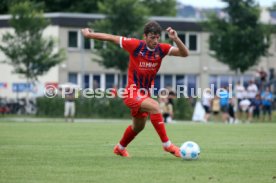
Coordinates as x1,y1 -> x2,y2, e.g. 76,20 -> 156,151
0,120 -> 276,183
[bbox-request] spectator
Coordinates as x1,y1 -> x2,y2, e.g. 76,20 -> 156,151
269,68 -> 274,81
159,97 -> 173,123
228,98 -> 236,124
64,88 -> 76,122
247,80 -> 258,102
251,94 -> 262,120
202,88 -> 212,122
235,81 -> 245,104
258,67 -> 268,90
259,67 -> 268,83
0,97 -> 10,115
235,81 -> 245,120
167,86 -> 176,106
261,87 -> 273,121
239,97 -> 252,122
211,95 -> 220,121
218,86 -> 229,123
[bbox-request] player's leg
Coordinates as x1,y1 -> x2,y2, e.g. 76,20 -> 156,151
140,98 -> 180,157
268,106 -> 272,121
140,98 -> 168,142
262,106 -> 266,121
71,102 -> 75,122
114,116 -> 147,157
119,116 -> 147,147
64,102 -> 69,122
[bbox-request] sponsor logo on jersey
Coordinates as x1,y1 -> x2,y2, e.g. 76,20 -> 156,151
139,62 -> 158,68
139,51 -> 145,56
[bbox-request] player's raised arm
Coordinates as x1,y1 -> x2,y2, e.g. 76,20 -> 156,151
81,28 -> 120,45
166,27 -> 189,57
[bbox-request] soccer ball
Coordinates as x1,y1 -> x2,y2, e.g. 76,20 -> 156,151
180,141 -> 200,160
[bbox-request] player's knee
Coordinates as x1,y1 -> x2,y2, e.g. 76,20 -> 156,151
133,125 -> 144,133
150,102 -> 161,114
133,123 -> 145,133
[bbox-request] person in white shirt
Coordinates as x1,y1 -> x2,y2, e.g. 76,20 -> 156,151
239,98 -> 253,122
247,80 -> 258,101
235,81 -> 245,120
202,89 -> 213,122
64,88 -> 76,122
235,81 -> 245,103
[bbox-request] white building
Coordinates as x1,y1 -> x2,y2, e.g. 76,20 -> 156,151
0,13 -> 275,98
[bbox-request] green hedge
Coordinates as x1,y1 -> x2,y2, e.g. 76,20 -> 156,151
36,97 -> 193,120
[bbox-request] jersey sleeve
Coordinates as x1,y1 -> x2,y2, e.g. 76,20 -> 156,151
120,37 -> 140,53
159,43 -> 173,56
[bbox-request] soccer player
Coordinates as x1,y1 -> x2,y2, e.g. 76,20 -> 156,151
81,21 -> 189,158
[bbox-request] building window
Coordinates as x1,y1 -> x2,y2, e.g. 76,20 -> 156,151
189,34 -> 197,51
178,33 -> 186,45
231,76 -> 239,86
83,38 -> 91,50
83,74 -> 90,89
209,75 -> 218,91
165,32 -> 186,45
106,74 -> 115,89
209,75 -> 254,90
176,75 -> 185,88
183,33 -> 198,52
154,75 -> 161,95
122,74 -> 127,88
68,73 -> 78,84
220,75 -> 230,88
187,75 -> 197,97
176,75 -> 185,97
243,75 -> 253,88
165,34 -> 174,45
93,75 -> 101,89
68,31 -> 78,48
164,75 -> 173,88
167,32 -> 199,52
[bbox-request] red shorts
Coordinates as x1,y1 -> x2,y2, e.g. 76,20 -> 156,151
123,89 -> 150,118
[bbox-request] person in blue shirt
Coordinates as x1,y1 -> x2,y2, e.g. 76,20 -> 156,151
218,86 -> 229,123
261,87 -> 273,121
251,94 -> 262,120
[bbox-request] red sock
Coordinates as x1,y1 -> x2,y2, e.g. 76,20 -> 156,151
150,113 -> 169,143
119,125 -> 137,147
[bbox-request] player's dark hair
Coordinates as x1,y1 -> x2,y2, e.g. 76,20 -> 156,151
144,21 -> 162,35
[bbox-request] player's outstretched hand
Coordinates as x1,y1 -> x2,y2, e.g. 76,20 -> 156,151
81,28 -> 92,38
166,27 -> 178,41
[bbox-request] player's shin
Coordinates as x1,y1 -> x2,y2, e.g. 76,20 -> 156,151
150,113 -> 169,144
119,125 -> 137,148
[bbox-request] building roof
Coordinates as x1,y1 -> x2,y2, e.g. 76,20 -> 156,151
0,12 -> 203,31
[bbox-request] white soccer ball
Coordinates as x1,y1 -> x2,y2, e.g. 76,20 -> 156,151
180,141 -> 200,160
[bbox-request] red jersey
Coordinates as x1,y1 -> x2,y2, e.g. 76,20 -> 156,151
120,37 -> 172,90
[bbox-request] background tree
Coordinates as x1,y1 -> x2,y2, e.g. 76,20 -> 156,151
36,0 -> 103,13
0,0 -> 20,14
0,0 -> 177,15
91,0 -> 148,87
0,0 -> 103,14
0,1 -> 65,84
204,0 -> 271,73
141,0 -> 177,16
268,2 -> 276,11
